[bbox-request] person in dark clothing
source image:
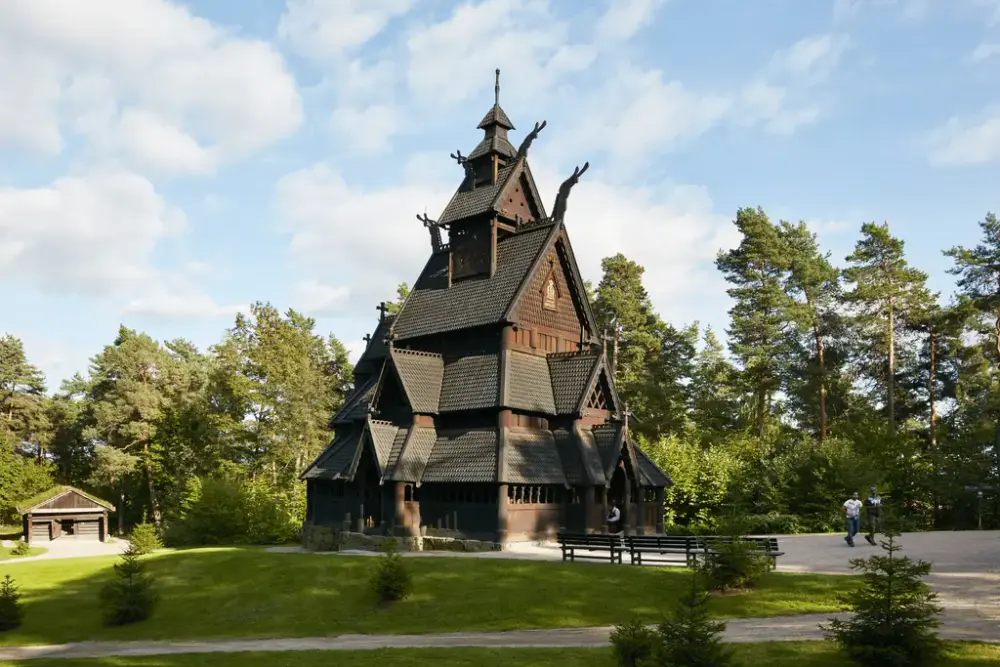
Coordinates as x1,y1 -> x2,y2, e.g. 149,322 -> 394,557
864,486 -> 882,545
607,500 -> 621,534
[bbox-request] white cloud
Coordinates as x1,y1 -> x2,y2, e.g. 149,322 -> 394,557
0,172 -> 183,295
405,0 -> 596,105
275,163 -> 454,309
276,153 -> 739,336
123,281 -> 245,318
739,82 -> 821,135
770,33 -> 851,83
926,110 -> 1000,166
0,170 -> 231,317
278,0 -> 415,59
0,0 -> 302,173
329,105 -> 400,154
971,42 -> 1000,62
293,280 -> 352,316
556,65 -> 732,166
595,0 -> 668,42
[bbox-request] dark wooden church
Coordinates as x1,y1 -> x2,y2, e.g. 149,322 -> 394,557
301,72 -> 672,544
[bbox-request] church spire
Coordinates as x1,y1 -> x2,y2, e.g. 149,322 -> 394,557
477,69 -> 514,133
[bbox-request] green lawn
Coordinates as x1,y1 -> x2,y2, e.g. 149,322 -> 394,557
0,547 -> 851,646
0,546 -> 46,562
1,643 -> 998,667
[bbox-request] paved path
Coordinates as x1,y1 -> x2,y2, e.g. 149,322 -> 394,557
1,608 -> 997,661
1,538 -> 126,563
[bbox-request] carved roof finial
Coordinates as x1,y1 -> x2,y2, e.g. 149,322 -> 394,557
376,301 -> 389,322
495,68 -> 500,106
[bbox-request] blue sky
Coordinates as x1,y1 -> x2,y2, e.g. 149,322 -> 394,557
1,0 -> 999,387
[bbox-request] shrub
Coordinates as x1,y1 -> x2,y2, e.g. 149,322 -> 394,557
823,531 -> 943,667
163,476 -> 301,546
698,536 -> 769,592
369,540 -> 412,603
0,575 -> 23,631
11,540 -> 30,557
651,574 -> 732,667
739,512 -> 804,535
99,545 -> 157,626
128,522 -> 162,555
610,618 -> 657,667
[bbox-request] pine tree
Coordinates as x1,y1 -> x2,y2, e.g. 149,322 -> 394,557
99,544 -> 157,626
716,207 -> 794,436
0,574 -> 24,631
689,327 -> 743,439
780,221 -> 843,441
824,530 -> 943,667
651,573 -> 732,666
842,222 -> 933,434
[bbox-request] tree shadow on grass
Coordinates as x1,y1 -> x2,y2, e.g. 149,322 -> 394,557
0,548 -> 849,647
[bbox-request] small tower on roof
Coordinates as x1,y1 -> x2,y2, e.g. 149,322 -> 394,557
467,69 -> 517,182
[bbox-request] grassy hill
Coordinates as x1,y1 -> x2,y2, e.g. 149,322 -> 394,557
0,547 -> 849,646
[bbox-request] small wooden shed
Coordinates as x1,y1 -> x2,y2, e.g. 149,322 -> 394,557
18,486 -> 114,543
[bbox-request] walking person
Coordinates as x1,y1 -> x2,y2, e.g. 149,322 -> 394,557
841,492 -> 862,547
864,486 -> 882,545
607,500 -> 621,534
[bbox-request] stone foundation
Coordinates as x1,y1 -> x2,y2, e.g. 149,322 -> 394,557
302,522 -> 499,553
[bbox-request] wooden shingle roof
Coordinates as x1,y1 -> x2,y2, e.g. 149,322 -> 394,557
300,428 -> 363,480
421,429 -> 499,483
17,486 -> 114,514
390,348 -> 444,413
392,223 -> 555,340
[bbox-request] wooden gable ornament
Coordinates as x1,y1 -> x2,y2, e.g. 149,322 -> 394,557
541,259 -> 561,311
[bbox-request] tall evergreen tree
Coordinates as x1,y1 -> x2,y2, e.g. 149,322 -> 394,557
780,221 -> 843,441
716,207 -> 793,436
842,222 -> 933,434
0,335 -> 49,455
690,326 -> 743,440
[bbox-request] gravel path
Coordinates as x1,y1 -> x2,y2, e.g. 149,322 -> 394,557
1,609 -> 997,661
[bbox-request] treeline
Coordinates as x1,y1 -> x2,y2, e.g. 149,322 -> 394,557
2,210 -> 999,539
597,208 -> 1000,533
0,303 -> 356,543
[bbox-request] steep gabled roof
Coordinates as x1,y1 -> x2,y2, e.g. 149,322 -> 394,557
390,348 -> 444,413
575,352 -> 621,415
503,222 -> 598,340
547,350 -> 601,414
439,353 -> 501,411
368,418 -> 399,474
391,426 -> 437,483
503,428 -> 566,485
392,223 -> 554,340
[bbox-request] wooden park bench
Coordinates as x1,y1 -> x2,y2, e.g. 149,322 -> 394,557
690,536 -> 785,570
556,532 -> 624,564
624,534 -> 696,566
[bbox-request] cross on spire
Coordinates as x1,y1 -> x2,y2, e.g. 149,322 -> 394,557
363,333 -> 371,345
376,301 -> 389,322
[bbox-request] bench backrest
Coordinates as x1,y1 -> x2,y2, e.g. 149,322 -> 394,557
624,535 -> 691,549
695,536 -> 780,551
557,532 -> 622,547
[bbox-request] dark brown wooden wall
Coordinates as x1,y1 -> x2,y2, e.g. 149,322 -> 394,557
497,173 -> 539,222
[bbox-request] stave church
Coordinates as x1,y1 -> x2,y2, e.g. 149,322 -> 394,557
300,71 -> 672,544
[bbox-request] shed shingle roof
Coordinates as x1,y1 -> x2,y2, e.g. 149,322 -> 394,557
368,420 -> 399,474
469,135 -> 517,160
421,429 -> 498,483
503,428 -> 566,485
17,486 -> 115,514
301,428 -> 363,480
575,426 -> 607,485
331,374 -> 378,424
391,348 -> 444,413
438,353 -> 500,412
382,425 -> 411,481
505,351 -> 555,413
392,427 -> 437,482
393,224 -> 554,340
636,446 -> 673,487
354,316 -> 395,376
